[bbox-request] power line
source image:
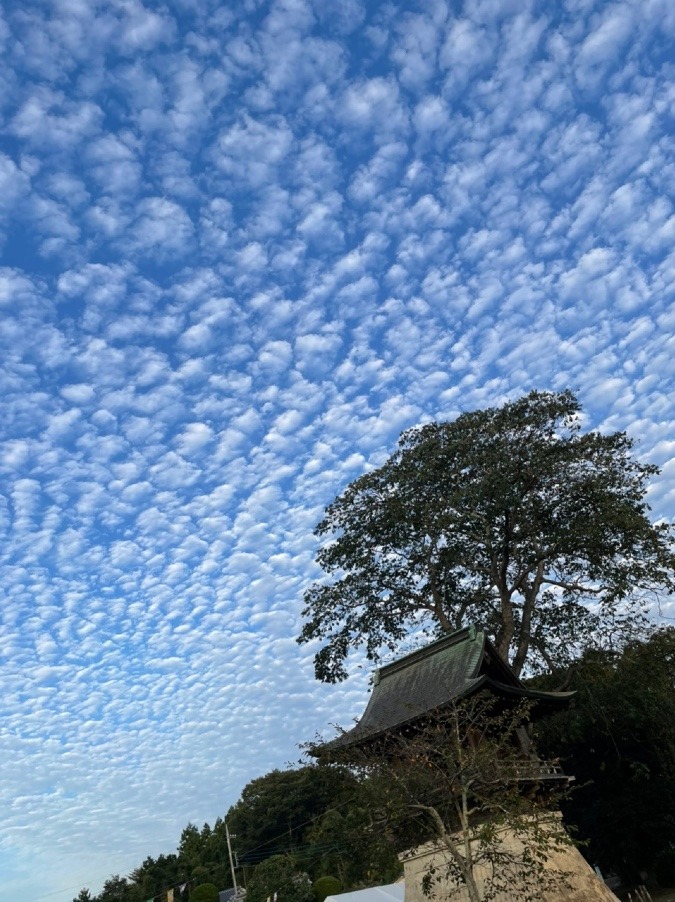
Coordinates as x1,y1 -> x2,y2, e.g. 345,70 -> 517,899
236,790 -> 359,860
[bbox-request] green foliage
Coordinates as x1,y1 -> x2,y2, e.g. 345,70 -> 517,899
246,855 -> 314,902
178,823 -> 204,866
188,884 -> 218,902
226,764 -> 358,869
305,801 -> 401,888
534,628 -> 675,883
299,390 -> 675,682
129,853 -> 184,901
174,820 -> 230,890
226,762 -> 400,888
95,875 -> 134,902
313,875 -> 342,901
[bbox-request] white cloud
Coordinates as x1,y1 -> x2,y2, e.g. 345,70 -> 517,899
214,114 -> 294,187
127,197 -> 195,259
339,76 -> 409,139
59,383 -> 96,404
115,0 -> 176,53
85,134 -> 142,196
11,89 -> 103,149
175,422 -> 215,455
2,2 -> 675,899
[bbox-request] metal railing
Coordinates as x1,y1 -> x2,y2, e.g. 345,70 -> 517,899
509,760 -> 567,781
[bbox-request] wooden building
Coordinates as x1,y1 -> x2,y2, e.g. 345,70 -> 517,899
318,624 -> 573,771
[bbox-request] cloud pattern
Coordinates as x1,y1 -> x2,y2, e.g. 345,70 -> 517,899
1,0 -> 674,898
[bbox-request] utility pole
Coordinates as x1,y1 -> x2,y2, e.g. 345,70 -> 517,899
226,822 -> 238,897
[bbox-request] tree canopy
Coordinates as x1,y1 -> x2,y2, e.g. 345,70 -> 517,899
299,390 -> 675,682
534,627 -> 675,884
225,764 -> 358,866
245,855 -> 313,902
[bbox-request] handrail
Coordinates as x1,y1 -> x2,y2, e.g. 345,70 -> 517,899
509,760 -> 567,779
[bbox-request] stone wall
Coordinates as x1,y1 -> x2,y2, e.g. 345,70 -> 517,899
400,815 -> 620,902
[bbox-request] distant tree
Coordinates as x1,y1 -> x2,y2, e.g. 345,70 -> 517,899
203,817 -> 235,889
299,390 -> 675,682
73,890 -> 93,902
178,823 -> 204,867
177,822 -> 223,882
96,875 -> 133,902
226,765 -> 358,869
321,695 -> 574,902
129,853 -> 184,901
246,855 -> 314,902
534,628 -> 675,884
306,800 -> 401,888
188,884 -> 218,902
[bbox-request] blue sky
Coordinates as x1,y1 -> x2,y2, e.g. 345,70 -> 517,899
1,0 -> 674,898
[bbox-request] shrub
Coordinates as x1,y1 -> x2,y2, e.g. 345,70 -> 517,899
189,884 -> 219,902
314,875 -> 343,901
247,855 -> 314,902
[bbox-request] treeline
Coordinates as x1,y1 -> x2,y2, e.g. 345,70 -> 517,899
75,628 -> 675,901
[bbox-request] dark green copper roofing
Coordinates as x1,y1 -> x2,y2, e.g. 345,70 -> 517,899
317,625 -> 573,752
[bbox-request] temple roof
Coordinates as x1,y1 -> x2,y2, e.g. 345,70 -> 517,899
316,625 -> 573,753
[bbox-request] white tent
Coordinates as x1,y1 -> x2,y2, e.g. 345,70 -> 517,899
325,884 -> 405,902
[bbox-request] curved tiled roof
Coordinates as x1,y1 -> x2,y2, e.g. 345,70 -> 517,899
316,625 -> 573,752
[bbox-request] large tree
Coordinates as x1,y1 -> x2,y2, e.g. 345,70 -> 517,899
299,390 -> 674,682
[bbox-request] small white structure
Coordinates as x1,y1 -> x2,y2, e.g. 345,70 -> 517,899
325,884 -> 405,902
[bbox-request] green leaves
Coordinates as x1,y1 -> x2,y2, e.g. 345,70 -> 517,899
534,629 -> 675,882
188,885 -> 218,902
245,855 -> 314,902
299,390 -> 675,682
225,765 -> 359,867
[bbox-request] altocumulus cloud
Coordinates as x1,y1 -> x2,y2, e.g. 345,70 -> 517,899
0,0 -> 674,899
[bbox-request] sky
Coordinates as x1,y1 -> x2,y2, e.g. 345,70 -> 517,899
0,0 -> 674,898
